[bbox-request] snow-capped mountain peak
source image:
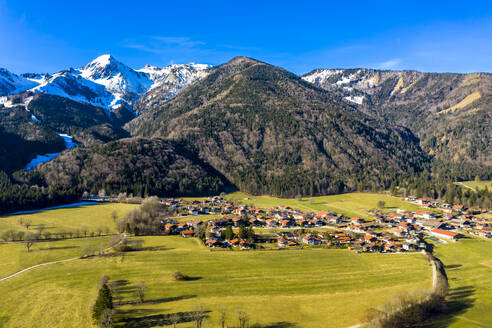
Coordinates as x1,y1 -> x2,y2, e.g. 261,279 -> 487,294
1,55 -> 211,112
0,68 -> 38,96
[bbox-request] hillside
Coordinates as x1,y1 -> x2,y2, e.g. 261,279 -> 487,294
27,93 -> 131,146
127,57 -> 428,197
24,137 -> 231,197
0,105 -> 65,173
302,69 -> 492,166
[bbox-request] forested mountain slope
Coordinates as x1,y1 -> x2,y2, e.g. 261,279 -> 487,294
303,69 -> 492,166
20,137 -> 231,197
127,57 -> 428,197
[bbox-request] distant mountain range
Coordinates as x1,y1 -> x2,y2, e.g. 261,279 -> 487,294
1,56 -> 491,200
302,68 -> 492,166
0,54 -> 210,110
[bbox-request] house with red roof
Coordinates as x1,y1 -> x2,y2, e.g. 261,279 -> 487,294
431,229 -> 462,241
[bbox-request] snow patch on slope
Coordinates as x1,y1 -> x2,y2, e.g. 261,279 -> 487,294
25,133 -> 78,170
344,95 -> 364,105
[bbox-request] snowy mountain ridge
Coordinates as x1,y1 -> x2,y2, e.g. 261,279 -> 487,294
0,55 -> 211,111
0,68 -> 38,96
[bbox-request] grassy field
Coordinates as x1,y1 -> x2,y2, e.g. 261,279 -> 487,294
0,237 -> 112,278
424,238 -> 492,328
454,180 -> 492,191
0,236 -> 431,328
1,194 -> 489,327
0,203 -> 138,235
227,191 -> 420,218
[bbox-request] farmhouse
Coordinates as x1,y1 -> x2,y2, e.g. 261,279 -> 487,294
431,229 -> 462,241
180,230 -> 194,238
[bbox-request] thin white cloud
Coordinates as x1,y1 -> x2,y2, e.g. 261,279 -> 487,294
377,59 -> 402,69
121,36 -> 206,54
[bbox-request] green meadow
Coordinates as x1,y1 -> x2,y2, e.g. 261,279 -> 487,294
454,180 -> 492,191
227,191 -> 420,218
0,236 -> 111,278
424,238 -> 492,328
0,236 -> 431,328
0,203 -> 138,235
0,194 -> 489,327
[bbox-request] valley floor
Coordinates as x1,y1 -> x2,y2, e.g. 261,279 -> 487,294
0,193 -> 490,327
0,236 -> 431,328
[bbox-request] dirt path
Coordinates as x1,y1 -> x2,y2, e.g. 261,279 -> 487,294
456,182 -> 475,191
0,234 -> 126,282
0,257 -> 79,282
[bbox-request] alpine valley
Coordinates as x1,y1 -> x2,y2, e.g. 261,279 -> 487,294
0,55 -> 491,213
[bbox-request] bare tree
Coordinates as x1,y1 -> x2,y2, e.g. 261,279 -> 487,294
191,304 -> 207,328
237,310 -> 249,328
97,226 -> 104,236
135,281 -> 147,303
169,313 -> 180,328
17,231 -> 25,241
1,230 -> 10,242
81,244 -> 93,257
219,306 -> 227,328
111,211 -> 118,223
22,218 -> 32,230
99,308 -> 114,328
36,224 -> 45,235
25,231 -> 35,252
42,231 -> 51,240
81,226 -> 88,237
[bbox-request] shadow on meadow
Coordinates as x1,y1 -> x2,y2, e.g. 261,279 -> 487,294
115,310 -> 210,328
422,285 -> 476,328
36,246 -> 78,251
250,322 -> 299,328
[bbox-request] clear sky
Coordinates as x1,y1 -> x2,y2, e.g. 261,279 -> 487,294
1,0 -> 491,74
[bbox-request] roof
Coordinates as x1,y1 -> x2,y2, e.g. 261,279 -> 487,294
432,229 -> 459,237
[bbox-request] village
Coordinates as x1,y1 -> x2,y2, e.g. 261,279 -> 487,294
157,195 -> 491,253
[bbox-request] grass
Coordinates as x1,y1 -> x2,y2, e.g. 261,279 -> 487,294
0,194 -> 489,327
0,203 -> 138,235
171,214 -> 225,223
424,238 -> 492,327
438,91 -> 481,115
0,237 -> 112,278
227,191 -> 420,218
0,236 -> 431,328
454,180 -> 492,191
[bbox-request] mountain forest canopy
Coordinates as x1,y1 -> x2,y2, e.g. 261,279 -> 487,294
0,56 -> 490,212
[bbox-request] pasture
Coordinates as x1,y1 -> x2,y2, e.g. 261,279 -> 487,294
0,235 -> 431,328
424,238 -> 492,327
454,180 -> 492,191
0,203 -> 138,235
227,191 -> 420,218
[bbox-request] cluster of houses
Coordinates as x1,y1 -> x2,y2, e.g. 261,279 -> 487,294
404,197 -> 491,239
157,195 -> 490,252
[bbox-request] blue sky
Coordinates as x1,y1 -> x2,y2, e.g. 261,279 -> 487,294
1,0 -> 491,74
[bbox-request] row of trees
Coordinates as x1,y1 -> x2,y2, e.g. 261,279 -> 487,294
1,226 -> 112,242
